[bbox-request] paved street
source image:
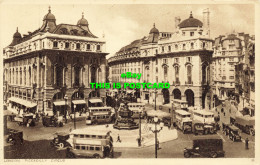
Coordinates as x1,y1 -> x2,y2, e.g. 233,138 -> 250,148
4,106 -> 255,159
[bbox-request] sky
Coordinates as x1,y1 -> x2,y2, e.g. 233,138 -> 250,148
0,2 -> 255,59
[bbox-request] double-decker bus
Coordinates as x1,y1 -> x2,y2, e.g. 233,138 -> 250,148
86,107 -> 114,125
127,103 -> 146,118
175,110 -> 192,134
172,99 -> 188,111
192,110 -> 216,134
66,129 -> 113,158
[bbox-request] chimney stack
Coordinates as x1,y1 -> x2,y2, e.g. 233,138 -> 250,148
175,16 -> 181,30
203,8 -> 210,37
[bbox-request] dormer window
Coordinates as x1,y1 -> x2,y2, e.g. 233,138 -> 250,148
65,42 -> 70,49
76,43 -> 80,50
53,41 -> 58,48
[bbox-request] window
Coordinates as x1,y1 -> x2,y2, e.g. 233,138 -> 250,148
229,76 -> 234,79
97,45 -> 101,51
163,59 -> 168,64
74,66 -> 80,86
191,43 -> 194,49
175,58 -> 179,63
155,49 -> 158,54
90,146 -> 94,150
190,32 -> 194,36
53,41 -> 58,48
76,146 -> 80,150
76,43 -> 80,49
164,66 -> 168,81
87,44 -> 91,50
156,59 -> 158,65
168,45 -> 171,52
175,44 -> 178,50
80,134 -> 84,138
187,65 -> 192,84
187,57 -> 192,62
199,32 -> 202,35
95,147 -> 101,151
162,46 -> 164,52
156,76 -> 158,83
183,44 -> 186,50
81,146 -> 86,150
65,42 -> 70,49
229,57 -> 234,62
182,32 -> 185,36
175,66 -> 179,83
156,67 -> 158,73
56,66 -> 63,87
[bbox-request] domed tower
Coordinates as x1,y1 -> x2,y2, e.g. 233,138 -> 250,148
40,6 -> 57,32
10,27 -> 22,46
77,12 -> 97,38
146,23 -> 160,43
178,11 -> 204,37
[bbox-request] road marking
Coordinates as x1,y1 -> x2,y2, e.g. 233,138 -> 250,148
217,132 -> 226,142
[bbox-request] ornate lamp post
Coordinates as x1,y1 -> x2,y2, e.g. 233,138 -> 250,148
149,116 -> 164,158
154,89 -> 158,111
73,104 -> 76,129
64,94 -> 68,123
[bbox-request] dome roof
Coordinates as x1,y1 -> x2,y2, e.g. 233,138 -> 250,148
13,27 -> 21,38
43,7 -> 56,21
178,12 -> 203,28
149,23 -> 159,34
77,13 -> 88,26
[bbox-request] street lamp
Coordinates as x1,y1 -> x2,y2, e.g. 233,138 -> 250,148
73,104 -> 76,129
64,94 -> 68,123
138,107 -> 142,147
154,89 -> 158,111
149,116 -> 164,158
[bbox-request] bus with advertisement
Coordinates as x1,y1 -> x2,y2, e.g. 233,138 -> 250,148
192,110 -> 216,134
85,107 -> 114,125
172,99 -> 188,111
127,103 -> 146,118
175,110 -> 192,134
66,129 -> 113,158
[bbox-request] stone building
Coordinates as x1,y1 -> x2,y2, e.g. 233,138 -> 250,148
108,10 -> 213,108
3,8 -> 108,116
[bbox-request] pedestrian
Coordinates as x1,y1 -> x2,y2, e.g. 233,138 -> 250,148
169,108 -> 171,113
116,134 -> 121,143
245,138 -> 249,150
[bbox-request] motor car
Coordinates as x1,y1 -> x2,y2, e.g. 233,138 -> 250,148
50,132 -> 70,149
184,137 -> 225,158
42,116 -> 63,127
226,125 -> 241,142
15,114 -> 36,127
6,129 -> 23,145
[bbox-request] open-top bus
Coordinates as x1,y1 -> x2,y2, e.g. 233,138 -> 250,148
86,106 -> 114,125
175,110 -> 192,134
66,129 -> 113,158
172,99 -> 188,111
127,103 -> 146,118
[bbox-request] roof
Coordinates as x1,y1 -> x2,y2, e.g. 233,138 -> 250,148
70,128 -> 109,136
193,110 -> 214,116
149,23 -> 159,34
89,106 -> 112,110
117,38 -> 143,53
178,12 -> 203,28
223,34 -> 240,41
175,110 -> 191,115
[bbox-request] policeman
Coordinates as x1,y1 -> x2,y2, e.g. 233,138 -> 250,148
245,138 -> 249,150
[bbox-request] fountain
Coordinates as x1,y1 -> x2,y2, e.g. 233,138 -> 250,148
113,102 -> 138,130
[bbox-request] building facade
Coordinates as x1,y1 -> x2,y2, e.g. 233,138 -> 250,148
3,8 -> 108,116
108,10 -> 213,108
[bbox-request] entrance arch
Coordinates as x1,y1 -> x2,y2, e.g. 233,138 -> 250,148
185,89 -> 194,107
162,88 -> 170,104
172,88 -> 181,100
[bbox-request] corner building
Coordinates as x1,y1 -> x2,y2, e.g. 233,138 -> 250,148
108,10 -> 213,108
3,8 -> 108,116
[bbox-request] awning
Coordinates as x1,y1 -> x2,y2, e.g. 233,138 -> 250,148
8,97 -> 37,108
89,99 -> 103,103
53,101 -> 66,106
235,115 -> 255,126
146,110 -> 170,118
72,100 -> 86,105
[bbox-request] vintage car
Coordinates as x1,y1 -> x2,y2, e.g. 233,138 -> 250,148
184,137 -> 225,158
14,113 -> 36,127
42,116 -> 63,127
6,129 -> 23,145
192,120 -> 204,135
50,132 -> 70,149
226,125 -> 241,142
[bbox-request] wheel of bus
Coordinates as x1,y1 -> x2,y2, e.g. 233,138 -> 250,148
184,152 -> 191,158
93,154 -> 101,159
58,143 -> 64,149
210,151 -> 218,158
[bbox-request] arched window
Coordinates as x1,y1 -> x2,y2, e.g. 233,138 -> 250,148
97,68 -> 102,83
91,67 -> 96,83
56,66 -> 63,87
187,65 -> 192,84
74,66 -> 80,86
175,66 -> 179,83
164,66 -> 168,81
28,67 -> 31,86
145,67 -> 149,82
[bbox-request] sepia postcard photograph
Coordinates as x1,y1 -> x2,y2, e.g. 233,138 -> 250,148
0,0 -> 259,164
